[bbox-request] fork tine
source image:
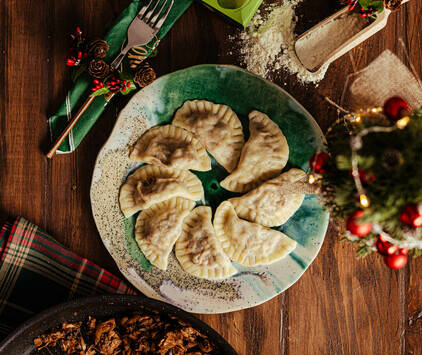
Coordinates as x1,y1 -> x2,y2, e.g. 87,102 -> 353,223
150,0 -> 170,26
137,0 -> 154,19
154,0 -> 174,30
144,0 -> 162,23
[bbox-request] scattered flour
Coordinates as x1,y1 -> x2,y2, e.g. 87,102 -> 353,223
238,0 -> 329,84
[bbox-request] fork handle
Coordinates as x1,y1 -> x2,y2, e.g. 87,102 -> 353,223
110,45 -> 132,71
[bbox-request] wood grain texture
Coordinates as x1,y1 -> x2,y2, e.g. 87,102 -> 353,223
0,0 -> 421,354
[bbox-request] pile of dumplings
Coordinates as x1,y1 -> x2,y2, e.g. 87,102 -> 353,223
119,100 -> 309,281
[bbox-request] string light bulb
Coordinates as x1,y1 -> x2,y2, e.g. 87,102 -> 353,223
371,107 -> 383,113
308,174 -> 316,184
396,116 -> 410,129
360,194 -> 370,208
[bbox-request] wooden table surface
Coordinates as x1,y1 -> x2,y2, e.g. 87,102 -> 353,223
1,0 -> 421,354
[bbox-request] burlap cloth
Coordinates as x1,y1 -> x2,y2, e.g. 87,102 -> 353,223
341,50 -> 422,110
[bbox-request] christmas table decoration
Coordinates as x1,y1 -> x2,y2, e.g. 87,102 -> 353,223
345,0 -> 404,18
46,25 -> 154,158
309,50 -> 422,269
48,0 -> 193,155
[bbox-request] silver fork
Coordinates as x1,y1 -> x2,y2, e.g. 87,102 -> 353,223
110,0 -> 174,70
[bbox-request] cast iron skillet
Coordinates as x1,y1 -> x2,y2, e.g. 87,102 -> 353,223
0,294 -> 237,354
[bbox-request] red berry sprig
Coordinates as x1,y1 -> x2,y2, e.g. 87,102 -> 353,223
70,26 -> 86,49
105,76 -> 132,93
346,0 -> 359,11
360,6 -> 377,17
344,0 -> 383,18
66,50 -> 87,67
66,27 -> 87,67
91,79 -> 104,92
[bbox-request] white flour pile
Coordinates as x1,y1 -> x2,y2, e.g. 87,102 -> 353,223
237,1 -> 336,84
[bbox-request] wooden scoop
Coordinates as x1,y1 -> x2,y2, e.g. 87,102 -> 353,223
294,1 -> 409,73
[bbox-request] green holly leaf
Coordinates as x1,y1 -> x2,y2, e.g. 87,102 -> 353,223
71,62 -> 88,83
121,81 -> 137,96
118,71 -> 133,81
149,47 -> 158,58
89,87 -> 110,97
359,0 -> 384,12
336,155 -> 352,170
372,1 -> 384,13
359,0 -> 371,9
357,155 -> 375,170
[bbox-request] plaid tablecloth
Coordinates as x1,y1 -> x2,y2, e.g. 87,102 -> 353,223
0,217 -> 136,339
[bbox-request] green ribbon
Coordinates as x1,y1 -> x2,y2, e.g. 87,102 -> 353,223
48,0 -> 193,153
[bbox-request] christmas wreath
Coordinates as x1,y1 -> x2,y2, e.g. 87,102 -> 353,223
309,97 -> 422,269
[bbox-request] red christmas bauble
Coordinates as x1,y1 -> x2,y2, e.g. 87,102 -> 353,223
399,203 -> 422,228
376,236 -> 399,256
346,210 -> 372,237
384,253 -> 408,269
348,169 -> 376,184
309,152 -> 330,174
383,96 -> 410,121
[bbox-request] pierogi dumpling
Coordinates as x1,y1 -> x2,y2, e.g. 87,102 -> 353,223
119,165 -> 203,218
173,100 -> 244,172
175,206 -> 237,280
220,110 -> 289,193
213,201 -> 297,267
229,168 -> 307,227
135,197 -> 195,270
129,125 -> 211,171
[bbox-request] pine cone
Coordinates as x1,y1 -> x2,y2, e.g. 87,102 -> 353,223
87,59 -> 110,79
384,0 -> 402,10
87,39 -> 109,58
133,63 -> 156,88
382,149 -> 403,170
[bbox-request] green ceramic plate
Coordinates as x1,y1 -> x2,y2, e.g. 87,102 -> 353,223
90,65 -> 329,313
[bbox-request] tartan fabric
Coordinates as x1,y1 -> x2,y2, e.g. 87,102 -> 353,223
0,217 -> 137,339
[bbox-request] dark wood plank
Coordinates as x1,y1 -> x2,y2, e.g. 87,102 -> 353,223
288,224 -> 403,354
199,297 -> 283,355
0,0 -> 49,228
407,257 -> 422,355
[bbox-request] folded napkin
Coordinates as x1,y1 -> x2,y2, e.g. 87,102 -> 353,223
0,217 -> 136,340
48,0 -> 194,153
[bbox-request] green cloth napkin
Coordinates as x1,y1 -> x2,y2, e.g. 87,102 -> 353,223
48,0 -> 193,153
